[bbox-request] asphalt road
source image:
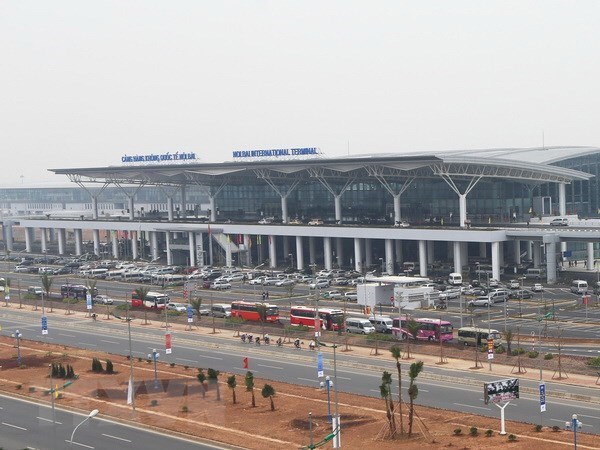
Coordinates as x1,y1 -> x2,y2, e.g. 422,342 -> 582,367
0,393 -> 228,450
0,308 -> 598,437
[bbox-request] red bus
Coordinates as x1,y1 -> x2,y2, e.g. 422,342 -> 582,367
289,306 -> 344,331
131,291 -> 170,309
230,301 -> 279,322
391,316 -> 453,342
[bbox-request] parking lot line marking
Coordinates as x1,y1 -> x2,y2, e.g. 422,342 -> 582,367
2,421 -> 27,430
36,417 -> 62,424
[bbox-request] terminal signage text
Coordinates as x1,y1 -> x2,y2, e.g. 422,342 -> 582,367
232,147 -> 319,159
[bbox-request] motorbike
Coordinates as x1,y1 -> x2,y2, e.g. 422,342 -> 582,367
294,339 -> 301,349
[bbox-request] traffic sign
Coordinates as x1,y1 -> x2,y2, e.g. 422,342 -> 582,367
539,383 -> 546,412
317,352 -> 324,378
187,306 -> 194,323
165,333 -> 172,354
86,294 -> 92,310
41,316 -> 48,335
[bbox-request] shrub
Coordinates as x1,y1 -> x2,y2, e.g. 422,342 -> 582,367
544,353 -> 554,360
469,426 -> 478,436
535,424 -> 542,432
184,365 -> 189,370
28,387 -> 36,393
91,358 -> 103,373
586,356 -> 600,368
137,357 -> 143,363
453,428 -> 462,435
150,399 -> 158,406
105,359 -> 114,374
181,405 -> 188,413
496,345 -> 505,354
528,351 -> 539,359
508,434 -> 517,441
16,384 -> 22,390
485,429 -> 493,437
146,359 -> 152,364
552,425 -> 560,432
511,347 -> 525,356
170,362 -> 176,368
126,355 -> 131,360
480,344 -> 487,353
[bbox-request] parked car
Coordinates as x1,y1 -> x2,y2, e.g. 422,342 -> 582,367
249,276 -> 266,285
14,266 -> 30,273
532,283 -> 544,292
467,296 -> 492,307
261,277 -> 280,286
308,218 -> 324,226
309,279 -> 330,289
344,291 -> 358,301
258,217 -> 274,224
224,273 -> 246,282
550,217 -> 569,226
332,277 -> 349,286
210,281 -> 231,290
509,289 -> 533,299
509,279 -> 520,289
394,220 -> 410,228
275,278 -> 295,287
167,302 -> 188,312
322,290 -> 342,299
93,294 -> 114,305
27,286 -> 44,296
288,219 -> 303,225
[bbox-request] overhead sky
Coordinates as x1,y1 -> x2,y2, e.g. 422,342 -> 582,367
2,1 -> 599,186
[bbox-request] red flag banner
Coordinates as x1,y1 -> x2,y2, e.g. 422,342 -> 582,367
243,357 -> 249,369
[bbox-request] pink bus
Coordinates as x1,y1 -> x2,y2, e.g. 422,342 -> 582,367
391,316 -> 453,342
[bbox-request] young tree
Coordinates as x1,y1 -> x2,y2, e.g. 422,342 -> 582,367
3,277 -> 10,307
227,374 -> 237,404
504,328 -> 513,356
245,371 -> 256,407
41,273 -> 53,313
207,368 -> 221,401
380,371 -> 396,437
404,319 -> 421,359
256,303 -> 267,337
389,345 -> 405,435
197,369 -> 207,398
261,384 -> 276,411
134,286 -> 150,325
408,361 -> 424,436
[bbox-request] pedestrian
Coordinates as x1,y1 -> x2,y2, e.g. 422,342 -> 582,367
262,292 -> 266,301
265,291 -> 269,300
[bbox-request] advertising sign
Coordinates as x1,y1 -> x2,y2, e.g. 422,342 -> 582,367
86,294 -> 92,310
487,338 -> 494,360
165,333 -> 172,354
484,378 -> 519,404
317,352 -> 324,378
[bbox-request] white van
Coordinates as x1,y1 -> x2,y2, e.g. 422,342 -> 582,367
570,280 -> 588,294
211,304 -> 231,318
368,316 -> 393,334
457,327 -> 502,347
525,268 -> 545,280
448,273 -> 462,286
345,317 -> 376,334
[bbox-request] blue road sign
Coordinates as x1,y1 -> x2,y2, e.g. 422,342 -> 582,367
41,316 -> 48,335
539,383 -> 546,412
317,352 -> 324,378
187,306 -> 194,323
86,294 -> 92,310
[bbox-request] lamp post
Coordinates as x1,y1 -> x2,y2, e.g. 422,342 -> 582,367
12,329 -> 22,366
565,414 -> 583,449
69,409 -> 99,448
321,375 -> 333,422
318,341 -> 341,448
148,348 -> 160,388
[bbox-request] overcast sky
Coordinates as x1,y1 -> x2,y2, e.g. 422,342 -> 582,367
2,1 -> 599,186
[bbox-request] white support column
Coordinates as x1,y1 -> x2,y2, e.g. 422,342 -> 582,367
181,184 -> 187,217
128,197 -> 135,221
385,239 -> 394,275
309,237 -> 316,265
4,222 -> 14,252
393,194 -> 401,225
268,235 -> 277,268
498,242 -> 504,268
459,194 -> 467,228
40,228 -> 47,254
244,235 -> 252,267
112,231 -> 119,259
453,241 -> 461,274
479,242 -> 487,258
336,238 -> 343,269
91,196 -> 99,220
226,238 -> 233,267
334,195 -> 342,224
491,242 -> 501,281
513,240 -> 521,264
587,242 -> 594,271
167,197 -> 174,222
165,231 -> 172,266
209,196 -> 217,222
151,231 -> 159,261
324,237 -> 333,270
544,235 -> 558,284
24,227 -> 33,253
283,236 -> 290,262
365,239 -> 373,268
57,229 -> 66,255
74,229 -> 83,256
419,240 -> 427,277
427,241 -> 435,264
533,243 -> 541,268
92,229 -> 100,256
281,197 -> 289,224
394,240 -> 402,266
196,233 -> 205,267
188,232 -> 195,267
525,241 -> 532,261
354,238 -> 363,273
296,236 -> 304,270
131,231 -> 138,260
558,182 -> 567,216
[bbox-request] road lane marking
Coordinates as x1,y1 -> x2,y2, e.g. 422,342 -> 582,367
2,421 -> 27,430
65,440 -> 94,449
37,416 -> 62,424
81,343 -> 97,347
102,433 -> 132,443
257,364 -> 283,370
577,413 -> 600,420
58,333 -> 76,338
453,403 -> 489,411
198,355 -> 223,360
298,377 -> 319,383
549,418 -> 593,428
100,340 -> 119,344
176,357 -> 197,363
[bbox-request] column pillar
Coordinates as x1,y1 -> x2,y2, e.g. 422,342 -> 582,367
498,242 -> 505,268
57,229 -> 66,255
188,232 -> 195,267
335,238 -> 343,269
525,241 -> 532,261
281,197 -> 289,224
544,235 -> 558,284
427,241 -> 435,264
244,235 -> 252,267
165,231 -> 172,266
324,237 -> 333,270
75,229 -> 83,256
91,196 -> 99,220
419,240 -> 427,277
131,231 -> 138,260
461,242 -> 469,270
128,197 -> 135,221
112,231 -> 119,259
513,240 -> 521,264
365,239 -> 373,268
385,239 -> 394,275
195,233 -> 205,267
354,238 -> 363,273
309,237 -> 316,265
533,243 -> 541,268
225,238 -> 233,267
150,231 -> 159,261
4,222 -> 14,252
93,229 -> 100,256
283,236 -> 290,263
296,236 -> 304,270
558,182 -> 567,216
181,184 -> 187,217
24,227 -> 33,253
268,235 -> 277,268
453,241 -> 461,274
491,241 -> 501,281
459,193 -> 467,227
394,240 -> 402,266
334,195 -> 342,224
393,194 -> 401,225
209,196 -> 217,222
479,242 -> 487,258
587,242 -> 594,271
167,197 -> 174,222
40,228 -> 47,254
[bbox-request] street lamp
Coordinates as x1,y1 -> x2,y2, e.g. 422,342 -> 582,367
320,376 -> 333,422
317,342 -> 341,448
69,409 -> 99,448
148,349 -> 160,388
12,329 -> 22,366
565,413 -> 583,449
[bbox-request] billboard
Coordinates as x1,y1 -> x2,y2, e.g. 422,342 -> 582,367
484,378 -> 519,404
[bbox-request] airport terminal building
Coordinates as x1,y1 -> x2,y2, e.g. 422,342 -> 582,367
3,146 -> 600,285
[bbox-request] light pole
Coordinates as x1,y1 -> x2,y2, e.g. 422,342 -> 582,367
148,348 -> 160,389
12,329 -> 22,366
565,413 -> 583,449
321,375 -> 333,422
318,341 -> 341,448
69,409 -> 99,448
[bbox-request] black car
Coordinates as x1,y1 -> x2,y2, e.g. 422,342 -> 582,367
53,266 -> 72,275
509,289 -> 533,299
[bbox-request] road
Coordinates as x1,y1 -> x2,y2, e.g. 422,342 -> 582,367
0,393 -> 229,450
0,308 -> 598,437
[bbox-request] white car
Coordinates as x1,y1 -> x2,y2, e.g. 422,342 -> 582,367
261,277 -> 280,286
210,281 -> 231,290
93,294 -> 114,305
509,279 -> 520,289
249,276 -> 266,285
167,302 -> 188,312
532,283 -> 544,292
322,290 -> 342,299
467,296 -> 492,307
308,218 -> 324,226
394,220 -> 410,228
275,279 -> 295,287
344,291 -> 358,300
224,273 -> 246,282
309,280 -> 330,289
14,266 -> 30,273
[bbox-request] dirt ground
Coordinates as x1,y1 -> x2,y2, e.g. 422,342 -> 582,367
0,336 -> 598,449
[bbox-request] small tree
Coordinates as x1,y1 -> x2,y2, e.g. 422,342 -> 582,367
227,375 -> 237,404
105,359 -> 114,374
134,286 -> 150,324
91,357 -> 103,373
261,384 -> 276,411
408,361 -> 424,436
197,369 -> 207,398
390,345 -> 405,435
190,297 -> 203,318
256,303 -> 267,338
207,368 -> 221,401
380,371 -> 396,437
504,329 -> 514,356
41,273 -> 53,313
404,319 -> 421,359
245,371 -> 256,407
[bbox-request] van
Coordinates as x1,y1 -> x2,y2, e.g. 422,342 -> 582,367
457,327 -> 502,347
488,289 -> 509,303
570,280 -> 588,294
448,273 -> 462,286
211,304 -> 231,318
27,286 -> 44,296
345,317 -> 376,334
368,316 -> 393,334
525,268 -> 545,280
550,217 -> 569,226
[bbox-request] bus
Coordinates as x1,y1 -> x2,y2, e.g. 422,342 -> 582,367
230,301 -> 280,323
391,316 -> 453,342
289,306 -> 344,331
61,284 -> 98,299
130,290 -> 170,309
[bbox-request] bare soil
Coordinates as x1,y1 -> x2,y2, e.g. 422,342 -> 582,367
0,336 -> 598,449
